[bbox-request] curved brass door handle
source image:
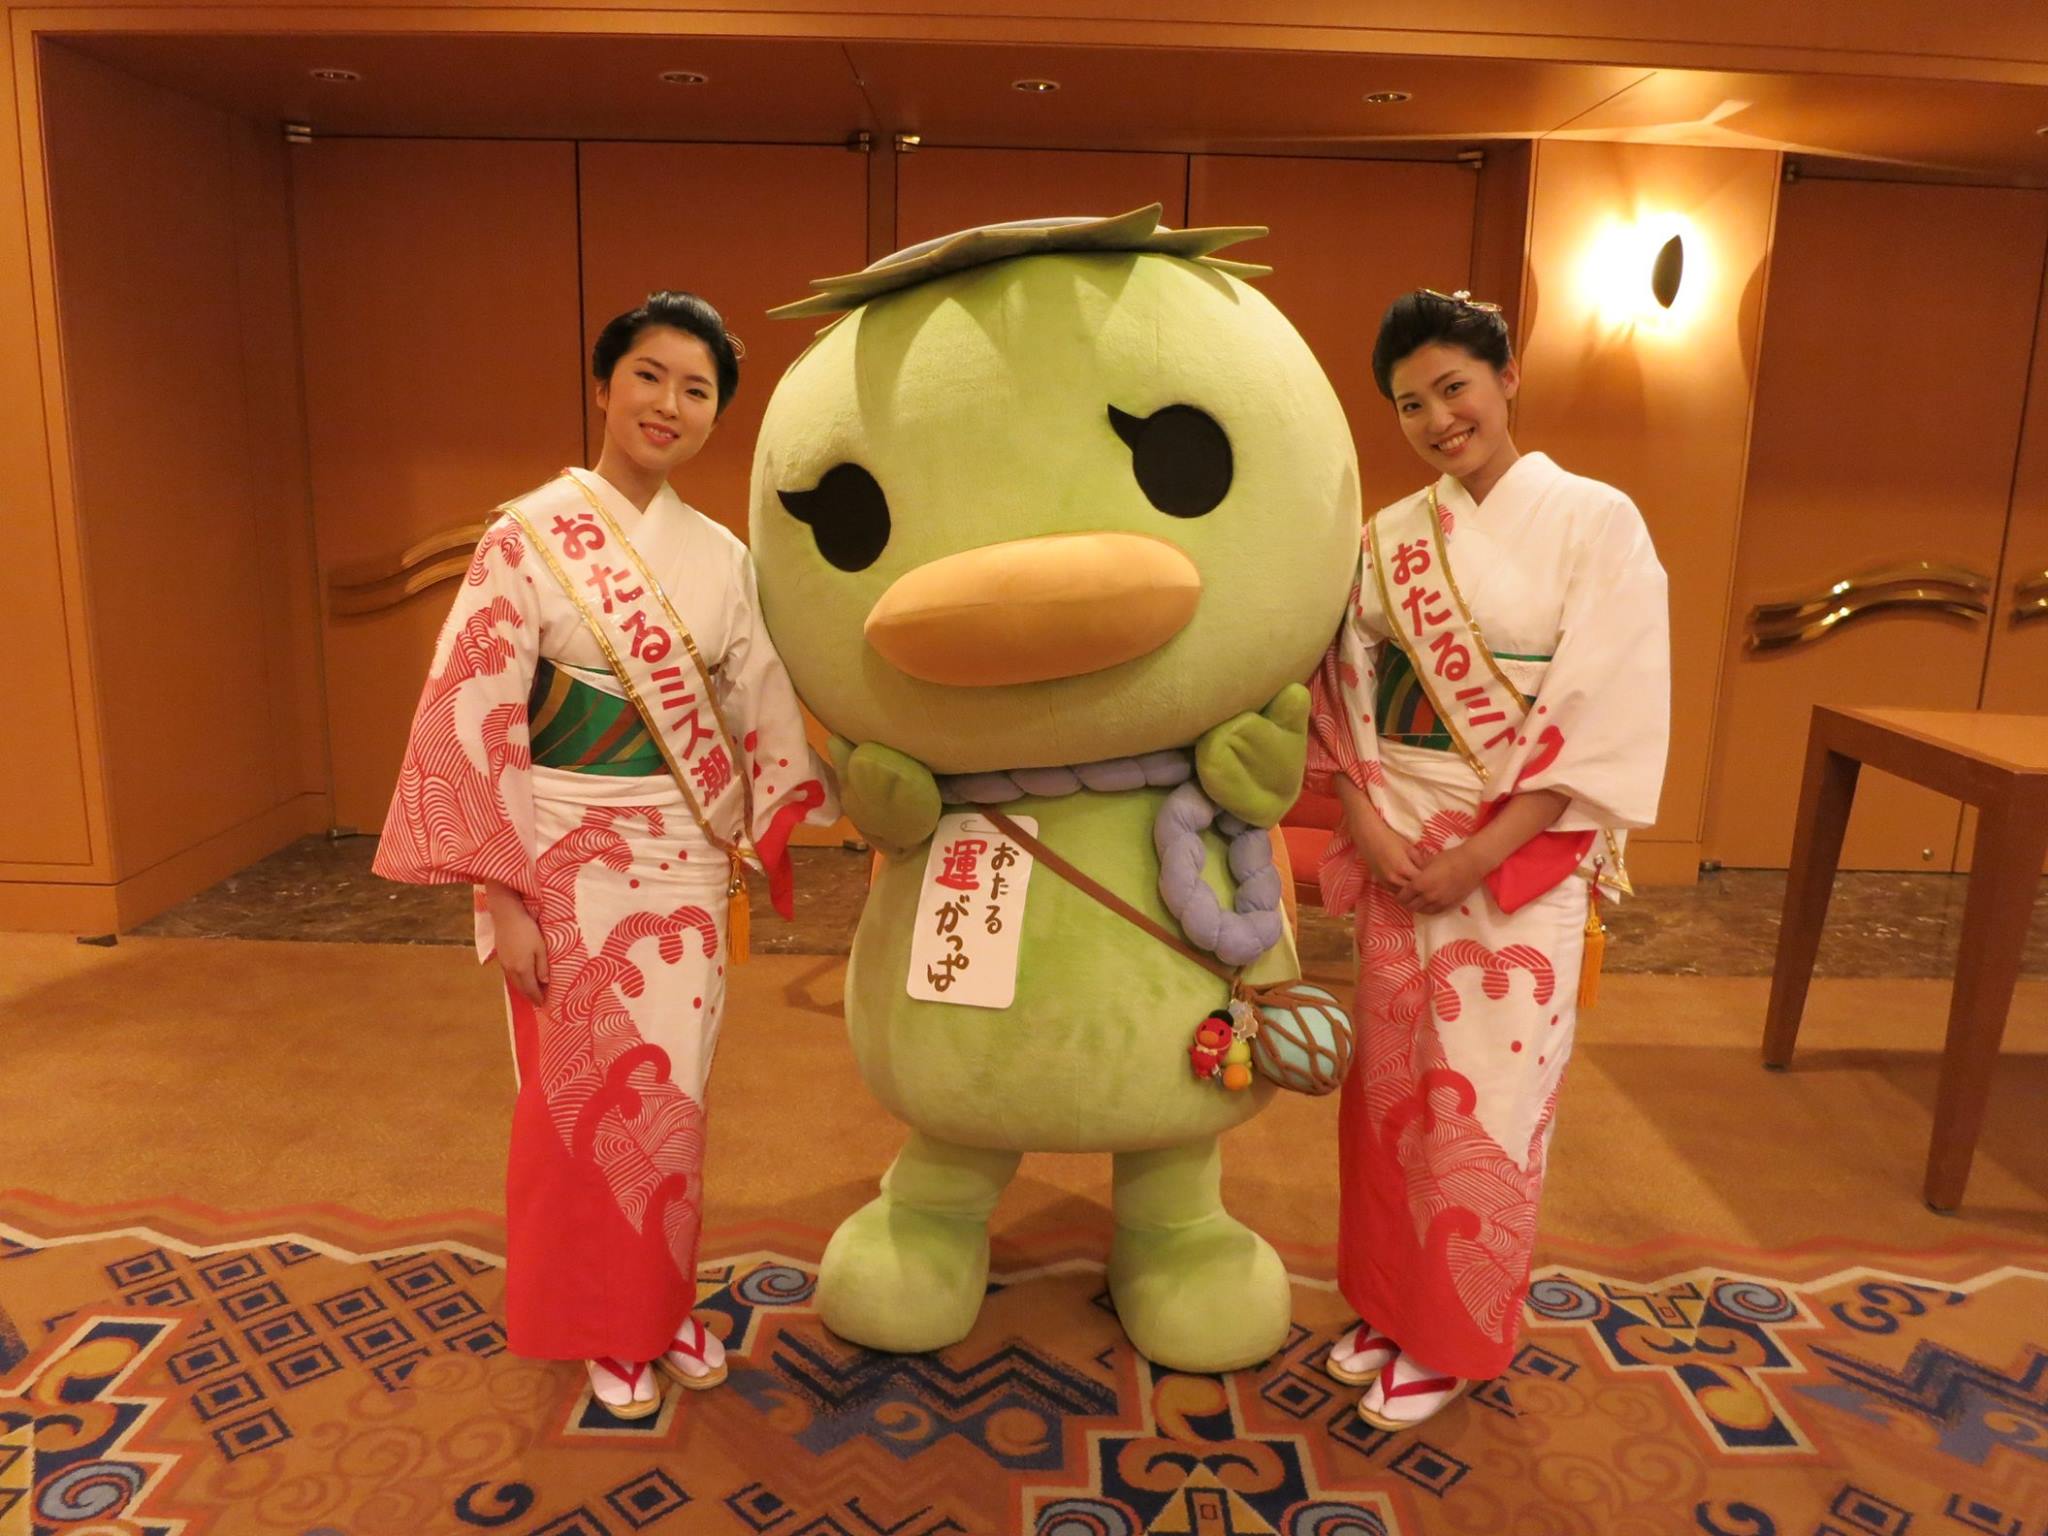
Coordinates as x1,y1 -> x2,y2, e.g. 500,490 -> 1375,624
325,520 -> 489,617
2015,569 -> 2048,624
1747,561 -> 1992,650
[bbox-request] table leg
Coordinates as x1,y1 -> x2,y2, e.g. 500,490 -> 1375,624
1763,725 -> 1860,1069
1923,795 -> 2048,1211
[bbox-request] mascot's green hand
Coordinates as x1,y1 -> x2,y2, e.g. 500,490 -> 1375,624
830,736 -> 942,858
1193,683 -> 1310,829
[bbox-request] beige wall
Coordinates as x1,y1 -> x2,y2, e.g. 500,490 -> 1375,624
1708,179 -> 2048,870
0,28 -> 99,893
1516,140 -> 1781,884
1190,155 -> 1481,514
0,44 -> 326,931
292,138 -> 586,834
7,18 -> 2048,929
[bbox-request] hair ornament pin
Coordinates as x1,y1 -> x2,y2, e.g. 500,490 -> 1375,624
726,331 -> 748,361
1424,286 -> 1504,316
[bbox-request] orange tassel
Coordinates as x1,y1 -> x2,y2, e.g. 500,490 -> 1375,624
727,860 -> 751,967
1577,885 -> 1605,1013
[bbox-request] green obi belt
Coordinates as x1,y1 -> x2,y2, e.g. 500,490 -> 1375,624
1375,645 -> 1546,752
528,658 -> 663,776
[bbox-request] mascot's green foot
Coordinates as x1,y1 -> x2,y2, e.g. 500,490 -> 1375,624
1107,1142 -> 1291,1373
816,1133 -> 1020,1354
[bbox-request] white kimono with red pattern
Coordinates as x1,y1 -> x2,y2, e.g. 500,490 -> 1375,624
1305,451 -> 1669,1381
374,468 -> 836,1361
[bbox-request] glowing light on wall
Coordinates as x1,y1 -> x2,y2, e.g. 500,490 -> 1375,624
1579,211 -> 1707,336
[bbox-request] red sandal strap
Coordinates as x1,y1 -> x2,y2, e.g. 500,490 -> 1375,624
591,1356 -> 646,1389
669,1317 -> 711,1361
1381,1363 -> 1460,1402
1347,1325 -> 1397,1354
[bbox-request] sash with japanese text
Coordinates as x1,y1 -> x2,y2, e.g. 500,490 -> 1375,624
506,475 -> 753,860
1366,487 -> 1530,784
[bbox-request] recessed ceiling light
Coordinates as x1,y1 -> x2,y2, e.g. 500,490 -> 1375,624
1012,79 -> 1060,94
1363,90 -> 1412,105
659,70 -> 709,86
309,68 -> 360,84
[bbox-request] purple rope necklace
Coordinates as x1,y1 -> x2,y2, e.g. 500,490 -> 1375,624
935,752 -> 1283,968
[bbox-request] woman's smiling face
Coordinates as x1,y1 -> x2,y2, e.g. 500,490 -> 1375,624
1389,341 -> 1519,482
595,324 -> 720,477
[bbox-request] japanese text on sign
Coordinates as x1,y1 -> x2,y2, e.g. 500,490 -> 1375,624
907,814 -> 1037,1009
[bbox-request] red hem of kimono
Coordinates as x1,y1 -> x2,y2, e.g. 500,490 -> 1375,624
1335,1059 -> 1531,1383
503,986 -> 697,1361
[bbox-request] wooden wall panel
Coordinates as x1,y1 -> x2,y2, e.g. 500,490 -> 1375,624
895,147 -> 1187,250
0,35 -> 96,874
1981,244 -> 2048,720
1968,236 -> 2048,876
294,139 -> 584,832
1469,142 -> 1533,352
1189,155 -> 1477,513
577,142 -> 869,539
40,44 -> 305,879
1707,179 -> 2048,868
1518,142 -> 1779,878
230,117 -> 329,808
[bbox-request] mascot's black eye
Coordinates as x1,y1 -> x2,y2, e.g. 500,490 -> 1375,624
1108,403 -> 1233,518
777,463 -> 891,572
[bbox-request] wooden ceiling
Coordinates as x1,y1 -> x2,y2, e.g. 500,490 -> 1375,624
57,30 -> 2048,184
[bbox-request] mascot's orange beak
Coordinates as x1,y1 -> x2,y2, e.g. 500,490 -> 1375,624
863,531 -> 1202,687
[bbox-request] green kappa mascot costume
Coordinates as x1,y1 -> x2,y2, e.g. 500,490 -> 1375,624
749,206 -> 1362,1373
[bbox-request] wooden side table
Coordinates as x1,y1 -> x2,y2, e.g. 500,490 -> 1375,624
1763,706 -> 2048,1209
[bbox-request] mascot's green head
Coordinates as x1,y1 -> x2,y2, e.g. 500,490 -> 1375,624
748,205 -> 1360,773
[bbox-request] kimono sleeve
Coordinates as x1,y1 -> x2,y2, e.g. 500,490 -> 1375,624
1302,572 -> 1389,919
718,547 -> 841,919
1488,492 -> 1670,832
372,520 -> 544,903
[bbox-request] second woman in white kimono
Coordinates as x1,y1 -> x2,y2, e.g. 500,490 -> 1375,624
1306,288 -> 1670,1429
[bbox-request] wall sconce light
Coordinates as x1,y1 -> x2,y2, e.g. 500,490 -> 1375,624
1581,213 -> 1701,333
1650,233 -> 1684,309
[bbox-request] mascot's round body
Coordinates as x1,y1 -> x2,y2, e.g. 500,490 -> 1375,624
853,784 -> 1296,1151
750,210 -> 1361,1372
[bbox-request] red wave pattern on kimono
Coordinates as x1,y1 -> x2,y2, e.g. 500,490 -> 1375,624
374,526 -> 722,1357
531,805 -> 714,1272
373,591 -> 539,897
1339,821 -> 1564,1381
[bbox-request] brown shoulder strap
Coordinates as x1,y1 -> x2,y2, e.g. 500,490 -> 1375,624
982,809 -> 1235,986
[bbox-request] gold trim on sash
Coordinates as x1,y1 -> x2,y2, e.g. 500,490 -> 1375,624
1426,486 -> 1524,719
1366,522 -> 1485,777
1367,487 -> 1530,782
561,473 -> 757,820
504,479 -> 755,868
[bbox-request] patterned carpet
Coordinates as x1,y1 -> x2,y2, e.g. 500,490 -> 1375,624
3,1192 -> 2043,1536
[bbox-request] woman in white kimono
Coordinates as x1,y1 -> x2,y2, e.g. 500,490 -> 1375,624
376,292 -> 837,1418
1305,289 -> 1669,1428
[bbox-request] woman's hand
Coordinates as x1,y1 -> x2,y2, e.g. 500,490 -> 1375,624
485,881 -> 548,1003
1394,790 -> 1572,916
1336,778 -> 1420,887
1395,842 -> 1486,914
1357,816 -> 1425,890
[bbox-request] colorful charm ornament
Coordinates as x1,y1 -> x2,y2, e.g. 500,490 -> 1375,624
1189,1006 -> 1258,1091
